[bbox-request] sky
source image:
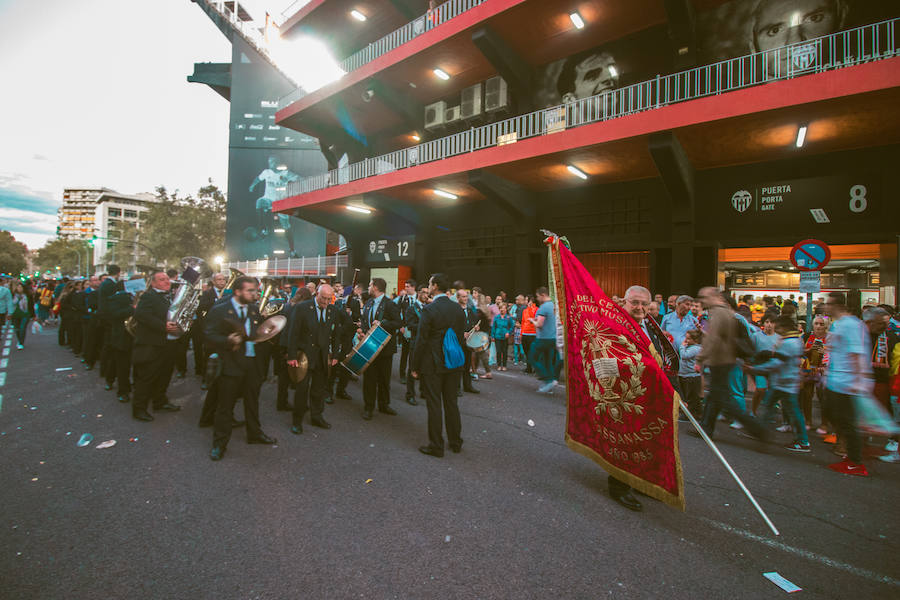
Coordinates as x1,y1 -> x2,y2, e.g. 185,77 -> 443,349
0,0 -> 293,250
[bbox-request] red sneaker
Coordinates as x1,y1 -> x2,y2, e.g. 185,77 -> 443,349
827,459 -> 869,476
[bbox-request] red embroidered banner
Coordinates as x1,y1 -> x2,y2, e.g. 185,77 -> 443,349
549,238 -> 684,509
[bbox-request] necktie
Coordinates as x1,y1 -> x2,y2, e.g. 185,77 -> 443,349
240,307 -> 246,322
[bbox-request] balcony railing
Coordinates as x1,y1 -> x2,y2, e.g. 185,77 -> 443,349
224,254 -> 348,278
282,18 -> 899,200
278,0 -> 489,108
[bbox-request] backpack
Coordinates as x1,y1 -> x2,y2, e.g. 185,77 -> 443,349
442,327 -> 465,370
734,317 -> 756,360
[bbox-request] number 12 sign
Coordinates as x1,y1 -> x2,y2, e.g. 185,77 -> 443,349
790,239 -> 831,271
364,235 -> 416,264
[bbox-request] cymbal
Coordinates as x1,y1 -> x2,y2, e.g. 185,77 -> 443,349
251,315 -> 287,342
288,351 -> 308,383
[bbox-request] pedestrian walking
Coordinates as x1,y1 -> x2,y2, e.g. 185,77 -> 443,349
9,281 -> 35,349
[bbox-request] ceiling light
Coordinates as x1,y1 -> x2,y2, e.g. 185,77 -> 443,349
346,205 -> 372,214
273,228 -> 286,233
796,125 -> 807,147
433,68 -> 450,81
569,12 -> 585,29
411,134 -> 420,141
350,10 -> 367,21
608,65 -> 619,78
273,250 -> 285,254
566,165 -> 588,180
434,189 -> 458,200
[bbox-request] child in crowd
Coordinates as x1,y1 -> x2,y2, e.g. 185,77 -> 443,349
491,303 -> 515,371
747,316 -> 810,452
678,329 -> 703,417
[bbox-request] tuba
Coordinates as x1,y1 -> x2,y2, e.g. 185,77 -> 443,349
259,278 -> 285,317
224,267 -> 244,292
166,256 -> 212,337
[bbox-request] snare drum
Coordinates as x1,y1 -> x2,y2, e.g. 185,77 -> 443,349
342,324 -> 392,376
466,331 -> 490,352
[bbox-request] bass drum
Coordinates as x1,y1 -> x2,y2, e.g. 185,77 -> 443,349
466,331 -> 490,352
341,324 -> 392,376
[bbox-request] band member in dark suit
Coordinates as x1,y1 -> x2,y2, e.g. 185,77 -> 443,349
346,283 -> 364,326
204,276 -> 276,461
131,271 -> 182,422
193,272 -> 227,387
412,273 -> 466,457
396,279 -> 417,383
97,264 -> 121,379
359,278 -> 401,420
108,281 -> 136,403
400,286 -> 425,405
166,268 -> 189,379
275,287 -> 312,413
457,289 -> 481,395
82,275 -> 103,370
286,284 -> 340,434
330,301 -> 355,401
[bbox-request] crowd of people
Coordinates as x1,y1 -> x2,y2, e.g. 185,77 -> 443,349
2,270 -> 898,505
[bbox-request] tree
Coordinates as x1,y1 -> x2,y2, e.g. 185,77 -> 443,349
0,231 -> 29,275
35,238 -> 91,277
140,180 -> 227,268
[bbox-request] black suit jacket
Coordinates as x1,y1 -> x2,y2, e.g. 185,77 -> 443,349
361,295 -> 401,356
204,300 -> 263,377
287,298 -> 340,371
346,294 -> 363,324
108,292 -> 135,350
133,288 -> 170,347
97,278 -> 118,320
412,296 -> 466,375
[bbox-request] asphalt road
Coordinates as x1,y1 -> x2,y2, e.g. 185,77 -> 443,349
1,322 -> 898,599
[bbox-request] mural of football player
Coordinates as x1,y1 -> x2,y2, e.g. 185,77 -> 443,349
249,156 -> 300,256
751,0 -> 848,74
557,50 -> 620,104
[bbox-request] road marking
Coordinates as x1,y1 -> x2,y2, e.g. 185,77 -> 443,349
0,372 -> 5,387
1,348 -> 8,356
3,339 -> 10,347
0,358 -> 6,368
0,394 -> 3,412
702,519 -> 900,587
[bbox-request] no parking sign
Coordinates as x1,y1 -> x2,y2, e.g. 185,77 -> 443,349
789,239 -> 831,271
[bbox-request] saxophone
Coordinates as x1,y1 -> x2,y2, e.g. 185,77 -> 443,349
167,256 -> 211,337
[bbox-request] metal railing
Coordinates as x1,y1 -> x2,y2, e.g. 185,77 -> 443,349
282,18 -> 899,199
278,0 -> 489,107
224,254 -> 348,278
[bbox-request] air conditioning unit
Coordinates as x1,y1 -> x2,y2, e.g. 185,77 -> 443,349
424,100 -> 447,130
444,105 -> 461,125
460,82 -> 482,119
484,76 -> 509,112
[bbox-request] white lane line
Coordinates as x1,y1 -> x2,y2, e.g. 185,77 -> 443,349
3,339 -> 10,347
0,358 -> 6,368
1,348 -> 8,357
0,372 -> 5,387
0,393 -> 3,412
702,518 -> 900,587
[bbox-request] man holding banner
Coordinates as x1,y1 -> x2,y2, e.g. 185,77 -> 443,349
546,236 -> 685,511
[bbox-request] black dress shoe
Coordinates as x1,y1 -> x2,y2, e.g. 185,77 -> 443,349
450,445 -> 462,454
117,394 -> 130,403
156,403 -> 181,412
133,411 -> 154,422
232,419 -> 245,428
247,433 -> 277,444
464,386 -> 480,394
176,371 -> 186,379
210,446 -> 225,461
198,420 -> 213,428
611,491 -> 643,512
291,425 -> 303,435
419,445 -> 444,458
406,396 -> 418,406
200,382 -> 208,391
311,417 -> 331,429
378,406 -> 398,416
104,383 -> 113,391
457,389 -> 463,397
324,396 -> 333,405
336,390 -> 351,400
362,409 -> 373,421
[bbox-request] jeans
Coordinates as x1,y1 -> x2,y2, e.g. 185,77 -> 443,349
521,335 -> 535,371
493,338 -> 508,367
529,338 -> 560,383
701,364 -> 766,439
825,389 -> 861,462
762,389 -> 808,445
11,316 -> 29,345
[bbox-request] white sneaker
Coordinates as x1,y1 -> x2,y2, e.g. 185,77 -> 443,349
538,380 -> 557,394
878,452 -> 900,463
776,424 -> 792,433
884,440 -> 899,453
729,421 -> 744,430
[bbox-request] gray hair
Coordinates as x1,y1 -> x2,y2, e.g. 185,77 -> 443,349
676,295 -> 693,305
624,285 -> 651,299
863,306 -> 890,322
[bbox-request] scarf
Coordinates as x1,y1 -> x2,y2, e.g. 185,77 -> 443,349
873,332 -> 889,369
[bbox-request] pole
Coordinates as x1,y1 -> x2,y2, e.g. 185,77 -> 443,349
680,401 -> 780,536
805,291 -> 813,333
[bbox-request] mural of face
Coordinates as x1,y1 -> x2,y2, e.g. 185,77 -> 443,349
369,241 -> 377,254
752,0 -> 845,52
560,51 -> 619,103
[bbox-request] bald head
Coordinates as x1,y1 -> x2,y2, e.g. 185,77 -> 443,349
316,283 -> 334,308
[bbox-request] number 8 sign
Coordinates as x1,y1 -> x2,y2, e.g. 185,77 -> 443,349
790,239 -> 831,271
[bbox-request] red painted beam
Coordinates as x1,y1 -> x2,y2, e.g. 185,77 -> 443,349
274,57 -> 900,212
275,0 -> 528,125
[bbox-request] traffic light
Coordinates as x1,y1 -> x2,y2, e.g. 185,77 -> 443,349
88,236 -> 96,248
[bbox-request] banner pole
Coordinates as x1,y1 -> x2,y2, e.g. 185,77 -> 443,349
679,401 -> 780,536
